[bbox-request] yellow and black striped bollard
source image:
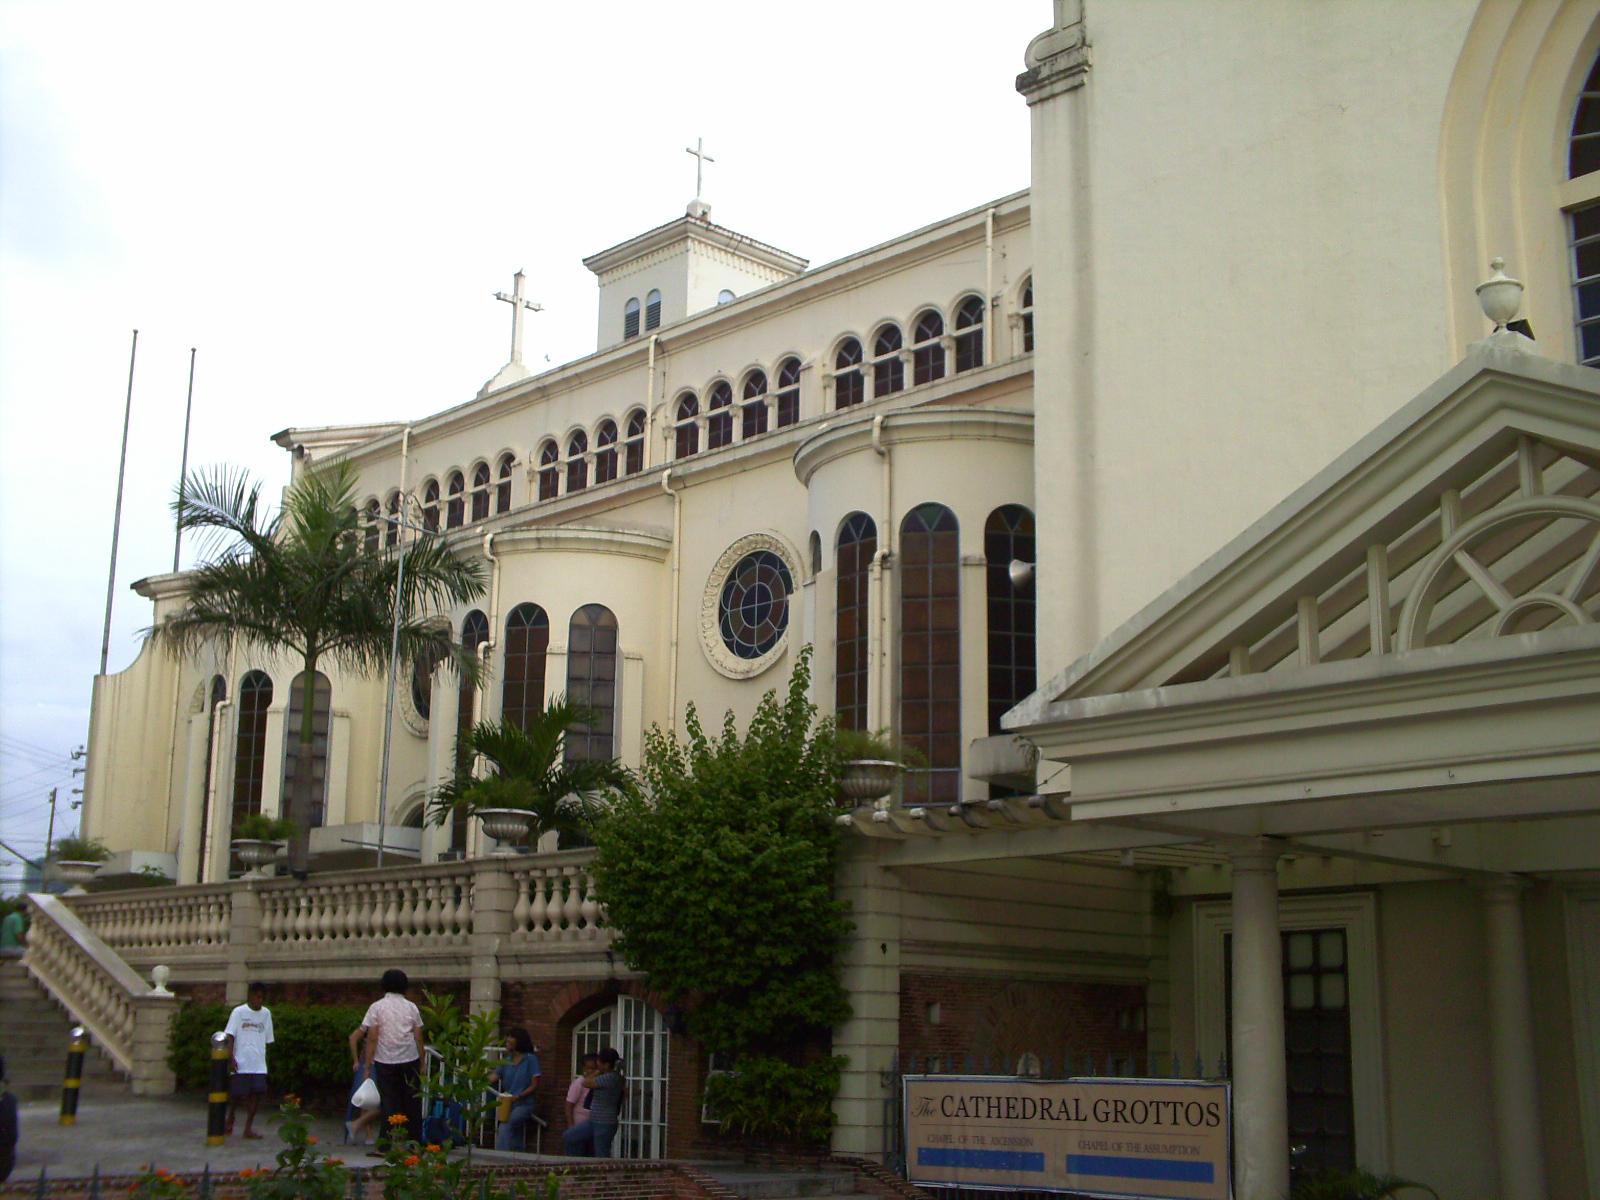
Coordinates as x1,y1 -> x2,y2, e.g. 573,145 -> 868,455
59,1025 -> 87,1126
207,1030 -> 230,1145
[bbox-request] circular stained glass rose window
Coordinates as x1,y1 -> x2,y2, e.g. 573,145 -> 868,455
718,550 -> 793,660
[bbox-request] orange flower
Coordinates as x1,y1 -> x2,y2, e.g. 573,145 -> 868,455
306,1134 -> 318,1145
387,1113 -> 409,1125
238,1168 -> 256,1178
156,1169 -> 173,1179
326,1157 -> 344,1166
425,1143 -> 442,1153
404,1154 -> 421,1166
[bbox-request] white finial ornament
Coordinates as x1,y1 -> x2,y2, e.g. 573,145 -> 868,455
494,270 -> 543,366
1475,256 -> 1524,331
149,964 -> 172,996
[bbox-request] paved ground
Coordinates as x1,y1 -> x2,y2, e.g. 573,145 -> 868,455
7,1093 -> 593,1181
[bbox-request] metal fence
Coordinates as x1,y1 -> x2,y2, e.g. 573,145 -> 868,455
883,1050 -> 1231,1197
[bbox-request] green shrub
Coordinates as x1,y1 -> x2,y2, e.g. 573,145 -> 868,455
50,835 -> 109,862
168,1000 -> 368,1106
233,814 -> 296,841
591,647 -> 851,1145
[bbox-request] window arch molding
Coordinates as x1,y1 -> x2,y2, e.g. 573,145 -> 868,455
536,440 -> 561,500
468,459 -> 492,522
869,321 -> 906,397
774,354 -> 803,427
623,407 -> 647,474
565,428 -> 590,493
952,293 -> 987,373
445,469 -> 466,528
1438,7 -> 1600,361
420,477 -> 441,532
594,417 -> 620,484
674,391 -> 700,459
910,306 -> 948,386
705,377 -> 735,449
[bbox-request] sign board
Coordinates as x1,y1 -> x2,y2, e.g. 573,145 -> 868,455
904,1075 -> 1231,1200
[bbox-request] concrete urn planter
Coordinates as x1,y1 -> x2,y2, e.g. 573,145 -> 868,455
230,839 -> 283,870
49,860 -> 103,886
839,759 -> 902,806
475,808 -> 534,853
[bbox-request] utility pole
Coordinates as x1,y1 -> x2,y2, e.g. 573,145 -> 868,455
45,788 -> 59,859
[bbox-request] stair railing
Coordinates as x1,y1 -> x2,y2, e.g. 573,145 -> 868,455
22,893 -> 178,1094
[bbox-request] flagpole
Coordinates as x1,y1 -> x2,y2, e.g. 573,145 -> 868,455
173,347 -> 197,572
99,329 -> 138,677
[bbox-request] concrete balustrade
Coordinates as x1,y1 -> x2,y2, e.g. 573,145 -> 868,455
51,849 -> 612,1008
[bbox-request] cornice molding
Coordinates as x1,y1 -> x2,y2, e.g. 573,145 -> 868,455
793,402 -> 1034,485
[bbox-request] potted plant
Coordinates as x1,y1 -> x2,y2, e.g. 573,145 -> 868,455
230,813 -> 295,871
834,728 -> 923,806
47,834 -> 110,885
427,697 -> 635,856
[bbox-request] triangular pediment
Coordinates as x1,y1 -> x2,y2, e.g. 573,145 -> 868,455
1007,339 -> 1600,727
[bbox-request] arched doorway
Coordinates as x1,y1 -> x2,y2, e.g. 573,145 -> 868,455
571,996 -> 670,1158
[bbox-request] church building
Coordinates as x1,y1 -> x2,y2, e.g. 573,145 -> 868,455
47,3 -> 1600,1198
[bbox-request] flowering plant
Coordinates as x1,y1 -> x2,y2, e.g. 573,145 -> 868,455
240,1097 -> 349,1200
127,1165 -> 190,1198
377,1135 -> 544,1199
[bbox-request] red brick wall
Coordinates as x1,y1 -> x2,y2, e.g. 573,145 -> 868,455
898,973 -> 1147,1071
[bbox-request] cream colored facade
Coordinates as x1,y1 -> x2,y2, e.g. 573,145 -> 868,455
74,3 -> 1600,1198
82,190 -> 1037,874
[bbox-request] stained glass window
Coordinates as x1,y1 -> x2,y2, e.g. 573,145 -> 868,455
232,671 -> 272,829
566,605 -> 619,761
985,506 -> 1035,736
502,603 -> 549,731
836,513 -> 877,732
899,503 -> 961,805
718,550 -> 793,660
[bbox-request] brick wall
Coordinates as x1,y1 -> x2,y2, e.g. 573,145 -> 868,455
898,972 -> 1146,1070
499,979 -> 716,1159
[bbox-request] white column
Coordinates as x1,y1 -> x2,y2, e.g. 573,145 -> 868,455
1479,877 -> 1549,1200
1228,840 -> 1289,1200
175,715 -> 211,884
831,849 -> 901,1159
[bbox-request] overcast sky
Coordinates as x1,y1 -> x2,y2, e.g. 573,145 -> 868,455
0,1 -> 1044,881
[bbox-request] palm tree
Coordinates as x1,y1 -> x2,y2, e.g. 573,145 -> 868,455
152,461 -> 487,872
427,697 -> 635,849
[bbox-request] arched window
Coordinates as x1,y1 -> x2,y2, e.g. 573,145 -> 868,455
1019,276 -> 1034,354
707,381 -> 734,449
836,513 -> 876,732
984,506 -> 1036,736
809,530 -> 822,575
623,297 -> 641,340
742,370 -> 769,439
384,491 -> 400,548
496,453 -> 515,513
363,499 -> 381,553
835,339 -> 865,409
777,357 -> 802,427
624,409 -> 647,475
595,421 -> 619,484
411,652 -> 435,721
899,503 -> 960,805
1571,52 -> 1600,365
470,462 -> 491,522
537,441 -> 560,500
717,289 -> 736,305
566,604 -> 619,762
675,393 -> 700,458
422,479 -> 440,532
954,295 -> 985,373
283,670 -> 332,828
454,610 -> 489,852
872,325 -> 904,397
232,671 -> 272,831
912,309 -> 946,385
567,430 -> 589,493
502,603 -> 550,731
446,470 -> 465,528
644,289 -> 662,332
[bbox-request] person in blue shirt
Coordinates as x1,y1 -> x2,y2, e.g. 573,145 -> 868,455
491,1028 -> 541,1151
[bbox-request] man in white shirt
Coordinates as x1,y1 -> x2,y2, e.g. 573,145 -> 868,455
361,968 -> 425,1151
223,982 -> 274,1139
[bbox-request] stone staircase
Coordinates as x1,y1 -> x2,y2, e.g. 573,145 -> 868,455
697,1161 -> 886,1200
0,957 -> 131,1102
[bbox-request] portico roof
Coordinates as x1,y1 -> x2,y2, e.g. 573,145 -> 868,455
1005,336 -> 1600,844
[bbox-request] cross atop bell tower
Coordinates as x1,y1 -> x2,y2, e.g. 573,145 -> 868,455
494,269 -> 543,365
685,137 -> 715,220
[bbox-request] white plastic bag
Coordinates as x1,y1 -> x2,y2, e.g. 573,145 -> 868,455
352,1077 -> 381,1110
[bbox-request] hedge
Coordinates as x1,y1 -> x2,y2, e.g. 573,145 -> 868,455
168,1001 -> 369,1106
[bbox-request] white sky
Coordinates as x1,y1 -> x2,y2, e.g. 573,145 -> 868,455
0,0 -> 1044,880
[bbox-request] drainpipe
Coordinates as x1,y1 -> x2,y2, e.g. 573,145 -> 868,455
644,334 -> 659,469
870,415 -> 893,732
661,469 -> 683,729
470,530 -> 499,858
984,206 -> 997,331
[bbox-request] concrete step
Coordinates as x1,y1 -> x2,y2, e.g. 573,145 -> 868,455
698,1168 -> 862,1200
